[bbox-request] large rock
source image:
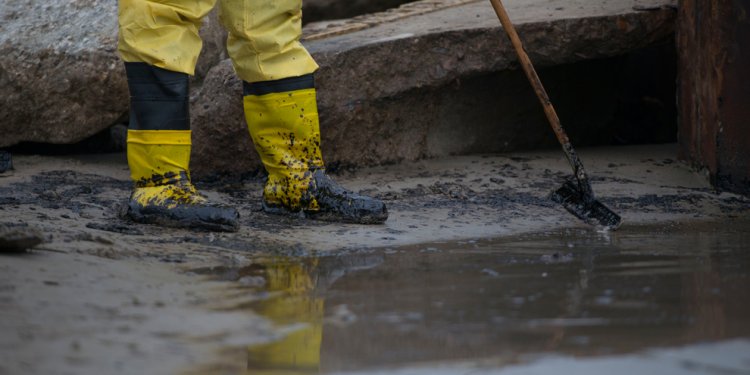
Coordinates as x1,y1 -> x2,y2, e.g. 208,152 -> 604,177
0,223 -> 43,253
0,1 -> 227,148
190,0 -> 677,177
194,9 -> 228,82
0,0 -> 125,148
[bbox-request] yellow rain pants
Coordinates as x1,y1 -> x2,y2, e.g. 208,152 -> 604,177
117,0 -> 319,82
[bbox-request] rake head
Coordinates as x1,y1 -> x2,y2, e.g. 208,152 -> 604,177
551,180 -> 622,230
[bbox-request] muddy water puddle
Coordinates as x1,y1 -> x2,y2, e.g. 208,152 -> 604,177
193,219 -> 750,374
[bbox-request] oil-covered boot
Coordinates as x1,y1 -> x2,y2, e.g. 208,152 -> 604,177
124,63 -> 239,232
243,74 -> 388,224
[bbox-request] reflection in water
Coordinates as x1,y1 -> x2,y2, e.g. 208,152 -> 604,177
223,220 -> 750,374
240,256 -> 384,374
245,259 -> 323,375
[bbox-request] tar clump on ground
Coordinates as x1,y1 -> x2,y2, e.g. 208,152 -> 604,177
0,222 -> 43,253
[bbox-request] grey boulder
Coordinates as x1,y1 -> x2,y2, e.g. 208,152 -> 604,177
0,1 -> 226,148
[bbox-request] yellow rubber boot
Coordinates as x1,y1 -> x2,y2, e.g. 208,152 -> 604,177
243,75 -> 388,224
126,130 -> 239,232
123,63 -> 238,232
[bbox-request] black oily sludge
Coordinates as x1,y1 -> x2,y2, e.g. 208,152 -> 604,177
127,198 -> 240,233
127,181 -> 240,233
135,171 -> 189,188
308,169 -> 388,224
261,169 -> 388,224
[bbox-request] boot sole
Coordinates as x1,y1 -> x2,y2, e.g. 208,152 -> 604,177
262,201 -> 388,225
127,205 -> 240,233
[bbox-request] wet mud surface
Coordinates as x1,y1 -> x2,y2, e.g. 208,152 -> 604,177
192,219 -> 750,374
1,145 -> 749,374
1,145 -> 747,255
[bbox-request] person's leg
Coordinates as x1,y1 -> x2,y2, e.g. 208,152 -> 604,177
219,0 -> 388,224
218,0 -> 318,83
119,0 -> 215,75
118,0 -> 239,232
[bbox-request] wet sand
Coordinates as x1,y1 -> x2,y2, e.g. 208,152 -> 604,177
1,144 -> 749,374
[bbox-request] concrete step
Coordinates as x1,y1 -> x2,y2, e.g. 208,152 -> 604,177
191,0 -> 677,177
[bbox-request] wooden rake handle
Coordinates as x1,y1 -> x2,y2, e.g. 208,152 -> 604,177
488,0 -> 591,191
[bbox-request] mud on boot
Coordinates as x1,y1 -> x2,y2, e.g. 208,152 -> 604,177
262,169 -> 388,224
127,178 -> 239,232
243,75 -> 388,224
124,129 -> 240,232
122,64 -> 240,232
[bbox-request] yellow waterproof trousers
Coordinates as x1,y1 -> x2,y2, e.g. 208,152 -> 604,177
118,0 -> 319,82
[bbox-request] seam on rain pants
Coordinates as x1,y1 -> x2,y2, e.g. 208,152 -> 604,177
117,0 -> 319,83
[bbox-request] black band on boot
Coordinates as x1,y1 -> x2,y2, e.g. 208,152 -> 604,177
125,62 -> 190,131
243,74 -> 315,96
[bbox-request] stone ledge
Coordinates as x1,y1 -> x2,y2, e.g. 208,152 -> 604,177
191,0 -> 677,177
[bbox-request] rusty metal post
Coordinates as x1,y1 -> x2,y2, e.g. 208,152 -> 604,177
677,0 -> 750,195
